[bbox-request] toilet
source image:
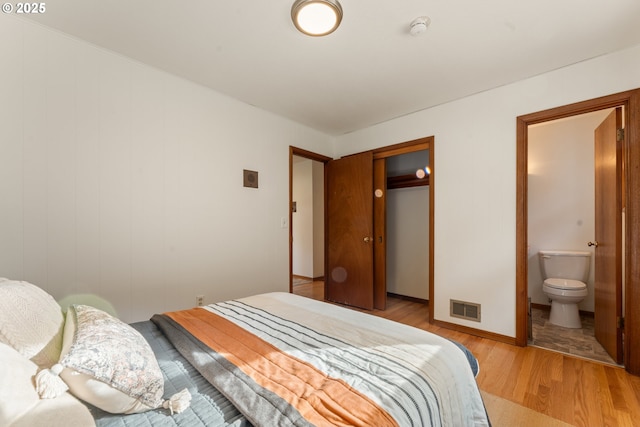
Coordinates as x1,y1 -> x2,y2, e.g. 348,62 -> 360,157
538,250 -> 591,328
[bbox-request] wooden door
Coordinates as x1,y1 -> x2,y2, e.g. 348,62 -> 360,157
373,158 -> 387,310
325,152 -> 374,309
594,107 -> 623,364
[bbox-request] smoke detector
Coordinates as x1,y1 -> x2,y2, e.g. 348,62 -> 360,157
409,16 -> 431,36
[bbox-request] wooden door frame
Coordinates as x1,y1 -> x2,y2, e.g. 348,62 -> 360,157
515,89 -> 640,375
288,146 -> 332,293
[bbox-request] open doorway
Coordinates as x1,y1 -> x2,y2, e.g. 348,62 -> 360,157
385,150 -> 430,302
526,108 -> 622,365
288,147 -> 331,295
289,137 -> 434,319
291,155 -> 325,287
516,88 -> 640,375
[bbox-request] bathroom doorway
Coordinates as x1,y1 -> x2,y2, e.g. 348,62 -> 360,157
526,108 -> 623,365
515,89 -> 640,375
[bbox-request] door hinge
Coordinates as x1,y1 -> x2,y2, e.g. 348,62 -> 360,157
617,316 -> 625,329
617,128 -> 625,142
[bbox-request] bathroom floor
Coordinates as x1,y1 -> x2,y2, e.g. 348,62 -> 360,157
530,307 -> 619,366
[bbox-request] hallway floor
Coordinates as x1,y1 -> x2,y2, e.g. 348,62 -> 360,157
530,306 -> 619,366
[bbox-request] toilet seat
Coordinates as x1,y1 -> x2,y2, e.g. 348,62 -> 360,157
543,278 -> 587,291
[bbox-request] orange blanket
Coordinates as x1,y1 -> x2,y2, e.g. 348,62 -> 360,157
166,308 -> 398,427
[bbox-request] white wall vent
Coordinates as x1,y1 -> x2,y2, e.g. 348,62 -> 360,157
450,299 -> 481,322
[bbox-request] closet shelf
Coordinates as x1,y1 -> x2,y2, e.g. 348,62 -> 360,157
387,174 -> 429,190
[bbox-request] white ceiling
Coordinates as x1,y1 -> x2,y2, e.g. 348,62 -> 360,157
21,0 -> 640,135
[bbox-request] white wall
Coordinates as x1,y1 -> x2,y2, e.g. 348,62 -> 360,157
334,43 -> 640,338
387,186 -> 430,299
527,110 -> 611,312
292,159 -> 324,279
292,160 -> 313,277
0,16 -> 332,323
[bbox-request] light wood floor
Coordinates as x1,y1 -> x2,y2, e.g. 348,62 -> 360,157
293,281 -> 640,427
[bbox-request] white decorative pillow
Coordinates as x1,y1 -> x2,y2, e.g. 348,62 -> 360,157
0,280 -> 64,368
0,342 -> 95,427
59,304 -> 165,414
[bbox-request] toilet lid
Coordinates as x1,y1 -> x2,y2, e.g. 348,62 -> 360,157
544,278 -> 587,290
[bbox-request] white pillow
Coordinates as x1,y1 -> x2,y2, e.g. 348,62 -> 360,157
0,342 -> 95,427
59,305 -> 164,414
0,280 -> 64,368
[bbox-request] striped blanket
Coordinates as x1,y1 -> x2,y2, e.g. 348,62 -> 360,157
151,292 -> 489,427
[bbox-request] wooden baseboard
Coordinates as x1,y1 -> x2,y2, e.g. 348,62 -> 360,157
432,319 -> 517,346
293,275 -> 325,282
387,292 -> 429,305
386,293 -> 514,344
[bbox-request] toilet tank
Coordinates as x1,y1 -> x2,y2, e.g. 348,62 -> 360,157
538,250 -> 591,282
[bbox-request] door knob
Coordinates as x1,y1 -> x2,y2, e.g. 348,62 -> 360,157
588,241 -> 599,247
363,237 -> 373,243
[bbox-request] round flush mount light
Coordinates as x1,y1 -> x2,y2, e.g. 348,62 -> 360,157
409,16 -> 431,36
291,0 -> 343,37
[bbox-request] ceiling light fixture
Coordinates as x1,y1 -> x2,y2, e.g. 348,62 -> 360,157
291,0 -> 343,37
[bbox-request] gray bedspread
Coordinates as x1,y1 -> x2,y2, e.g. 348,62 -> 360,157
89,294 -> 486,427
151,293 -> 489,427
90,320 -> 252,427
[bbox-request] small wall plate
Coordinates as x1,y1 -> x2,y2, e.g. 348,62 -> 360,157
243,169 -> 259,188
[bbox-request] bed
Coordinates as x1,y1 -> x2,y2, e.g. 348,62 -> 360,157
0,280 -> 490,427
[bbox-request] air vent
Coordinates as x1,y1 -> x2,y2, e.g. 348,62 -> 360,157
450,300 -> 481,322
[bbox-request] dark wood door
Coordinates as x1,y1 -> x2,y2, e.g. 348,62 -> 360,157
325,152 -> 374,309
594,107 -> 623,364
373,158 -> 387,310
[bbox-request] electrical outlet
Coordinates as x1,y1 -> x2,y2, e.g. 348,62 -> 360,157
196,295 -> 204,307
